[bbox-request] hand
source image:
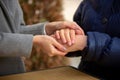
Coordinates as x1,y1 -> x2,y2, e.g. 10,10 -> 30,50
45,21 -> 84,35
65,35 -> 87,52
33,35 -> 67,56
52,35 -> 87,53
54,28 -> 85,46
54,29 -> 76,46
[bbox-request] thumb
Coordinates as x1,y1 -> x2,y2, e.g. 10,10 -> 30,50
75,30 -> 85,35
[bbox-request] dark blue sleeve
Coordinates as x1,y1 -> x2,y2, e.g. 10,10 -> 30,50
82,32 -> 120,67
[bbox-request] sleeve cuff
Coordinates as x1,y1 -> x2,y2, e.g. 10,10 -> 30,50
82,32 -> 96,61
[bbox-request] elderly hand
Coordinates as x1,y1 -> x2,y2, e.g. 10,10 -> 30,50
65,35 -> 87,52
52,29 -> 87,53
54,27 -> 85,46
52,35 -> 87,53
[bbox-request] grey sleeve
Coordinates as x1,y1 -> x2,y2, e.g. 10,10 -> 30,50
17,0 -> 47,35
19,22 -> 47,35
0,32 -> 33,58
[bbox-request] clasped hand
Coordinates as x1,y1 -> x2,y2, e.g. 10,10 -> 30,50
52,28 -> 87,55
33,21 -> 87,57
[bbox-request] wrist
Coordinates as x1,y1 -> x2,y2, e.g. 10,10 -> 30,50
33,35 -> 42,47
45,23 -> 51,35
33,36 -> 38,45
81,36 -> 87,51
82,36 -> 88,53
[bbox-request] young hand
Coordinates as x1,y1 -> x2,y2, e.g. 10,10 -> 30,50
45,21 -> 84,35
53,35 -> 87,53
33,35 -> 67,57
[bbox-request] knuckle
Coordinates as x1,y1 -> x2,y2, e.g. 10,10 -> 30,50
50,50 -> 55,55
49,54 -> 54,57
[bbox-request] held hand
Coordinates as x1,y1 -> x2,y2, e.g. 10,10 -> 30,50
55,29 -> 76,46
33,35 -> 67,56
52,35 -> 87,53
54,28 -> 85,46
45,21 -> 84,35
65,35 -> 87,52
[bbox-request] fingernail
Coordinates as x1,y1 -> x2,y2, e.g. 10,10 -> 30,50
63,47 -> 67,51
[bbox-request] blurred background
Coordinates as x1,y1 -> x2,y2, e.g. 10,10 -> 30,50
19,0 -> 82,72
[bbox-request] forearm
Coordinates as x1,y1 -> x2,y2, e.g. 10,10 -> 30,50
0,32 -> 33,57
84,32 -> 120,66
19,22 -> 47,35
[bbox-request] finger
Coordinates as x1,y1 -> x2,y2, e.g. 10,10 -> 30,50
74,22 -> 84,35
51,35 -> 58,41
70,22 -> 81,30
53,48 -> 67,56
77,29 -> 84,35
60,29 -> 67,43
73,22 -> 85,35
52,38 -> 67,52
58,21 -> 80,30
70,29 -> 75,44
48,42 -> 66,57
55,31 -> 60,39
64,29 -> 72,46
51,34 -> 55,38
75,30 -> 85,35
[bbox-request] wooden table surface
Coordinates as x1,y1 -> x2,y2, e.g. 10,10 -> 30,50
0,66 -> 99,80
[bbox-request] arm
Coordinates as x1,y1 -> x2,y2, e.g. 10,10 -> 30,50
83,32 -> 120,67
19,21 -> 84,36
0,32 -> 33,57
54,29 -> 120,67
19,23 -> 47,35
73,0 -> 120,67
0,0 -> 83,58
0,32 -> 67,57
